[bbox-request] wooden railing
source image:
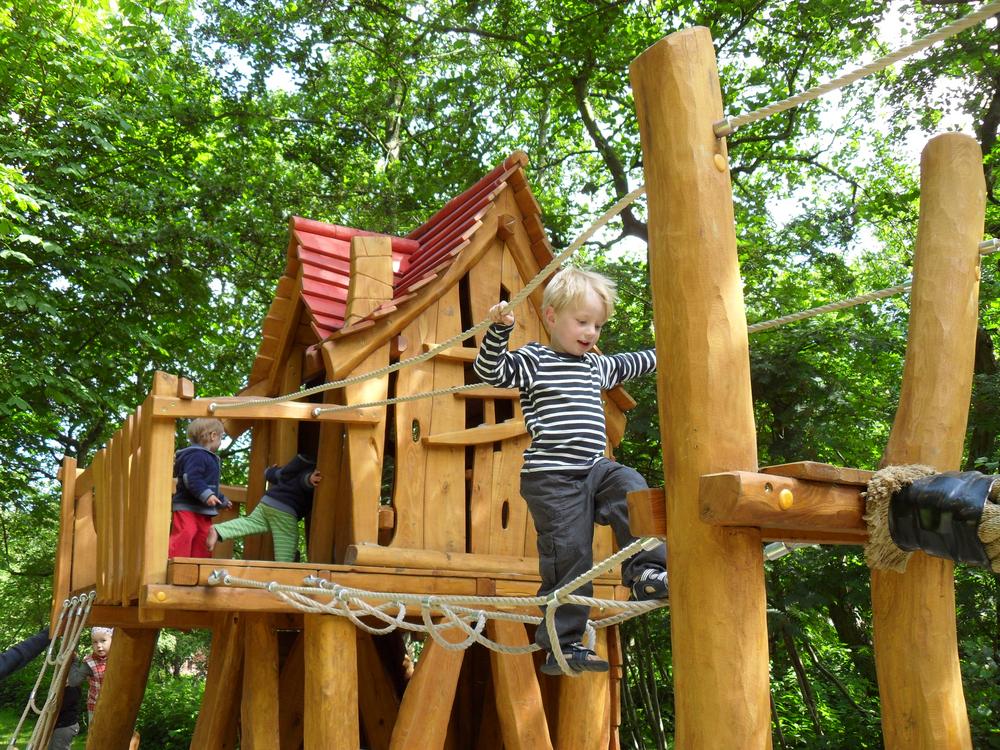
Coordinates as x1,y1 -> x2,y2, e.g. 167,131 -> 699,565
51,371 -> 381,626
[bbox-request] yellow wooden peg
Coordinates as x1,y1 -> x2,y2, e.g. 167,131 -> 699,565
713,153 -> 728,172
778,489 -> 794,510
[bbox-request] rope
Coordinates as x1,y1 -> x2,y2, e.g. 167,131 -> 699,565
714,0 -> 1000,137
209,536 -> 665,675
8,591 -> 96,750
314,383 -> 483,416
211,185 -> 647,414
748,238 -> 999,335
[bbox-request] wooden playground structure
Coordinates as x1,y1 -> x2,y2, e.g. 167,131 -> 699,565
46,26 -> 987,750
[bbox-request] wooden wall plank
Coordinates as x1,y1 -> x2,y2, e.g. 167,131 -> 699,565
51,457 -> 77,633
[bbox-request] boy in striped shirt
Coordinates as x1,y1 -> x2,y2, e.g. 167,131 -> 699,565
474,267 -> 668,675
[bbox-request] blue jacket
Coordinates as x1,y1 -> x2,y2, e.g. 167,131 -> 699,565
172,445 -> 229,515
260,454 -> 317,520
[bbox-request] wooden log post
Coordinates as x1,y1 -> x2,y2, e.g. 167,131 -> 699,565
85,628 -> 158,750
303,614 -> 359,749
243,614 -> 281,749
631,27 -> 771,748
871,133 -> 986,750
191,613 -> 244,750
555,631 -> 610,750
486,620 -> 553,750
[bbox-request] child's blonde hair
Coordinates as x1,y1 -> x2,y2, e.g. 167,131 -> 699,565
187,418 -> 224,446
542,267 -> 617,319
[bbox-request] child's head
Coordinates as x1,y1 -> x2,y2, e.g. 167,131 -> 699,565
91,627 -> 112,660
187,418 -> 225,452
541,266 -> 617,320
541,267 -> 617,356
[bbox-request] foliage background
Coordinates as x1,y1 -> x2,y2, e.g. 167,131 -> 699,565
1,0 -> 998,747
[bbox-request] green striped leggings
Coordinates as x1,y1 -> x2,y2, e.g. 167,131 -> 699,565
213,502 -> 300,562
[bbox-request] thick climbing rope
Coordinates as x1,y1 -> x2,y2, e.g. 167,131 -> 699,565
210,185 -> 648,413
209,537 -> 666,676
748,238 -> 999,334
714,0 -> 1000,137
8,591 -> 96,750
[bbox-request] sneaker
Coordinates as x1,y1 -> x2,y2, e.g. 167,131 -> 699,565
540,642 -> 609,676
631,568 -> 669,601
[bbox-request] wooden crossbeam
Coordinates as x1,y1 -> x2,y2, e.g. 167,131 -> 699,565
628,462 -> 871,545
422,420 -> 527,446
149,395 -> 380,424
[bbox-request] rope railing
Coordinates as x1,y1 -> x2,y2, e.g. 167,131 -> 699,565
209,536 -> 665,675
714,0 -> 1000,137
210,185 -> 647,414
748,237 -> 999,334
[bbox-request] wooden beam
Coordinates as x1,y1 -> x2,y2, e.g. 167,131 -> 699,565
85,628 -> 157,750
631,27 -> 770,748
304,614 -> 359,749
191,613 -> 243,750
149,395 -> 379,424
700,471 -> 865,533
357,631 -> 401,750
389,627 -> 467,749
51,457 -> 77,634
421,343 -> 479,362
871,133 -> 984,750
243,614 -> 281,749
423,421 -> 527,446
487,620 -> 553,750
347,543 -> 553,579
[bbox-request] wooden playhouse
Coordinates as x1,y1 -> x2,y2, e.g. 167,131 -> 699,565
51,151 -> 643,749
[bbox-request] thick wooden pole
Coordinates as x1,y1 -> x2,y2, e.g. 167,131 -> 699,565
303,614 -> 358,749
242,614 -> 281,749
85,628 -> 157,750
191,613 -> 243,750
631,27 -> 771,749
872,132 -> 985,750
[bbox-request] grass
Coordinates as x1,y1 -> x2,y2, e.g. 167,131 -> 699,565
0,705 -> 87,749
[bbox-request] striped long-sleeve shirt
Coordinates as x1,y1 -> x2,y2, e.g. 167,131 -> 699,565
473,323 -> 656,472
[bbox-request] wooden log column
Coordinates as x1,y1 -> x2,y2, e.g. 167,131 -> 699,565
304,614 -> 359,749
631,27 -> 771,748
85,628 -> 157,750
871,133 -> 986,750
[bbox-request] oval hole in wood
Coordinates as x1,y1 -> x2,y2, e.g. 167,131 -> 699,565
501,500 -> 510,529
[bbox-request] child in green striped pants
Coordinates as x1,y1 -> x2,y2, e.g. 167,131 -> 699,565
206,454 -> 321,562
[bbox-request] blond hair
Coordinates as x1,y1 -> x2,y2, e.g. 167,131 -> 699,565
542,267 -> 617,319
187,418 -> 224,446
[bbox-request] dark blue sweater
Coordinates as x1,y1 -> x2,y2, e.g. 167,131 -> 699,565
172,445 -> 228,515
260,455 -> 317,520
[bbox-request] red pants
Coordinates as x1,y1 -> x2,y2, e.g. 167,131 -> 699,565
169,511 -> 213,558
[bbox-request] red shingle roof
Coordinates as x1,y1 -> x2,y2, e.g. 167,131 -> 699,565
247,151 -> 543,389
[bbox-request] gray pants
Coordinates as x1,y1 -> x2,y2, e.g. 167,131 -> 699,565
521,459 -> 667,651
48,723 -> 79,750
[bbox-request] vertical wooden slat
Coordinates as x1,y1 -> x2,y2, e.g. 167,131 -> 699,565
243,614 -> 281,749
243,420 -> 272,560
125,410 -> 142,602
92,448 -> 109,603
631,27 -> 771,748
191,613 -> 243,750
392,313 -> 437,550
871,132 -> 985,750
72,488 -> 97,592
487,620 -> 553,750
304,614 -> 359,750
110,425 -> 126,603
138,372 -> 179,615
309,406 -> 343,563
51,457 -> 77,633
85,628 -> 157,750
389,629 -> 467,749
